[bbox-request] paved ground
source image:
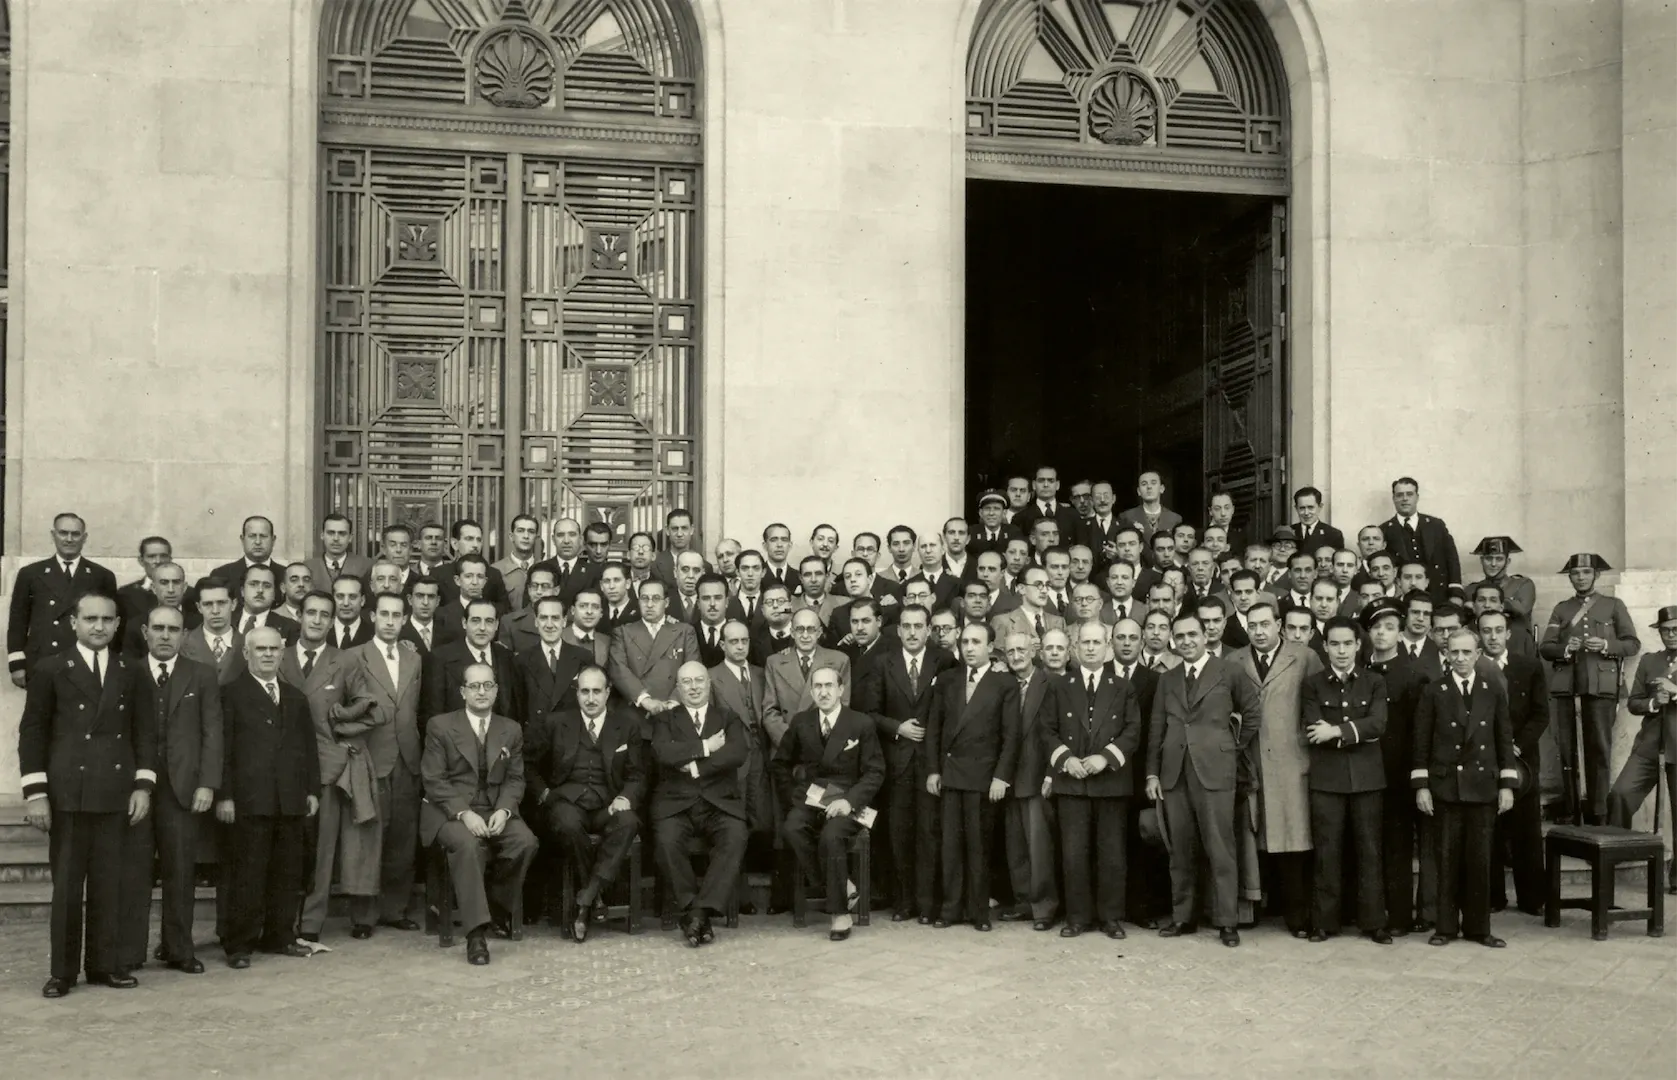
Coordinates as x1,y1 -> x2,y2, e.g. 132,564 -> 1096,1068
0,907 -> 1670,1079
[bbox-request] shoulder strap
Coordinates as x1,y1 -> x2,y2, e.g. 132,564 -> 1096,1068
1566,595 -> 1598,629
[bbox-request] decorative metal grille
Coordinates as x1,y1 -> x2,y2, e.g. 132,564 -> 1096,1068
966,0 -> 1288,192
319,0 -> 701,555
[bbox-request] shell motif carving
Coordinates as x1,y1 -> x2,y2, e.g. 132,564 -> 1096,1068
476,26 -> 556,109
1087,73 -> 1157,147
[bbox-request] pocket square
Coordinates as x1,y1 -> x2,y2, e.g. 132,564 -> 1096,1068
324,684 -> 336,691
843,738 -> 859,751
615,744 -> 629,753
183,692 -> 196,699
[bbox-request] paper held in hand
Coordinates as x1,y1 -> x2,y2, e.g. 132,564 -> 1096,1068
805,783 -> 877,829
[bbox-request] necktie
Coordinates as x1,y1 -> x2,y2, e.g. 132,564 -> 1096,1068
211,636 -> 226,662
1086,671 -> 1097,696
587,714 -> 600,742
1410,643 -> 1421,659
548,649 -> 560,676
560,561 -> 571,579
330,560 -> 341,578
303,649 -> 316,677
691,709 -> 703,735
386,644 -> 398,665
266,681 -> 279,705
820,713 -> 832,740
242,613 -> 256,636
420,624 -> 431,648
92,651 -> 103,686
1185,665 -> 1197,696
1255,652 -> 1271,682
1035,614 -> 1045,637
966,666 -> 979,702
908,656 -> 920,695
579,633 -> 593,644
477,649 -> 490,667
799,653 -> 811,680
744,595 -> 756,618
156,662 -> 169,687
708,625 -> 719,649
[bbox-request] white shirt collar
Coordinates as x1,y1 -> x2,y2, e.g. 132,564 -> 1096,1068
642,617 -> 666,636
1185,655 -> 1208,679
151,655 -> 172,680
77,643 -> 107,670
819,708 -> 840,728
466,709 -> 492,737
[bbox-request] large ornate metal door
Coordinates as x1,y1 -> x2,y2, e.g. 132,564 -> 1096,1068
1203,202 -> 1286,539
318,0 -> 701,555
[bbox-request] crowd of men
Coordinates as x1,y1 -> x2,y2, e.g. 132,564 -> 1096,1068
10,468 -> 1676,999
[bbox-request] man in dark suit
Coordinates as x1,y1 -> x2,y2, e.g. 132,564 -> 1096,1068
760,523 -> 799,595
1048,621 -> 1143,939
1301,617 -> 1391,944
525,665 -> 643,943
852,604 -> 952,922
233,564 -> 300,645
518,596 -> 590,737
116,534 -> 178,632
1145,612 -> 1263,947
19,592 -> 155,997
497,565 -> 559,657
748,582 -> 797,668
595,563 -> 640,634
771,664 -> 886,941
1289,486 -> 1345,555
725,551 -> 769,628
208,515 -> 283,597
1110,618 -> 1168,926
691,574 -> 732,668
1014,466 -> 1084,546
1380,477 -> 1461,602
424,600 -> 524,725
1413,627 -> 1517,948
1361,598 -> 1436,935
1479,609 -> 1549,915
969,489 -> 1023,560
650,663 -> 750,946
925,623 -> 1020,931
995,630 -> 1060,930
562,587 -> 611,669
118,605 -> 221,974
328,575 -> 376,652
420,665 -> 538,965
532,517 -> 601,609
434,519 -> 511,613
303,512 -> 374,592
398,577 -> 442,658
9,512 -> 120,688
217,628 -> 320,968
120,560 -> 195,659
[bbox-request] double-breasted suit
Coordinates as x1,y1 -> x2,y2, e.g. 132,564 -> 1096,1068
525,705 -> 645,897
1379,512 -> 1461,601
608,618 -> 702,732
1048,664 -> 1142,929
1300,666 -> 1388,934
649,704 -> 750,917
1146,655 -> 1262,929
424,639 -> 524,730
8,556 -> 120,678
119,655 -> 222,969
925,666 -> 1020,925
762,646 -> 851,750
771,706 -> 886,918
20,647 -> 154,981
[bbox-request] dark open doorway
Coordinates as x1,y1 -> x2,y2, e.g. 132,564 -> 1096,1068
965,179 -> 1283,530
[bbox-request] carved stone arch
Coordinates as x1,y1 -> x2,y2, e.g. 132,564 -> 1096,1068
965,0 -> 1289,193
317,0 -> 704,557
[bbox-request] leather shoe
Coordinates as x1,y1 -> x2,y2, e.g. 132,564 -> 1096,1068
571,913 -> 590,944
1032,920 -> 1055,932
1411,919 -> 1434,934
697,915 -> 716,944
41,977 -> 73,999
973,921 -> 992,932
227,956 -> 251,970
680,913 -> 704,948
1308,929 -> 1331,943
466,932 -> 490,965
891,911 -> 916,923
153,944 -> 166,962
1218,927 -> 1240,947
167,958 -> 205,974
379,918 -> 421,932
829,927 -> 851,942
87,970 -> 138,989
263,942 -> 311,958
931,918 -> 951,929
1427,933 -> 1451,947
1158,922 -> 1196,937
1135,917 -> 1160,930
1102,923 -> 1126,940
1475,934 -> 1507,949
1369,930 -> 1394,945
1059,924 -> 1083,938
998,908 -> 1030,922
350,924 -> 373,940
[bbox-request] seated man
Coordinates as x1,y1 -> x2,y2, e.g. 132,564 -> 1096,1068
771,664 -> 885,941
419,663 -> 538,966
525,666 -> 643,943
651,662 -> 750,947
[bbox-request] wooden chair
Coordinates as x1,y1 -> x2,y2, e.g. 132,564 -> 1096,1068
556,833 -> 643,938
1544,824 -> 1666,940
425,842 -> 524,948
790,828 -> 872,928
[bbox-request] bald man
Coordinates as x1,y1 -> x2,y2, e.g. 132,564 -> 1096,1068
216,628 -> 319,967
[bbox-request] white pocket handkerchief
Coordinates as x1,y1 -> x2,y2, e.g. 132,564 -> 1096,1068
844,738 -> 859,751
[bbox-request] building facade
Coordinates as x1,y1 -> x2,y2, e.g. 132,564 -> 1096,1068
0,0 -> 1673,798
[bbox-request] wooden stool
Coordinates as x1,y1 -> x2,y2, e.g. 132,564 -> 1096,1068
657,835 -> 740,930
556,833 -> 642,938
1544,825 -> 1665,940
790,828 -> 872,928
425,842 -> 525,948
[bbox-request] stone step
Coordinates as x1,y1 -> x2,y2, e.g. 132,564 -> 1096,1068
0,840 -> 52,883
0,882 -> 217,924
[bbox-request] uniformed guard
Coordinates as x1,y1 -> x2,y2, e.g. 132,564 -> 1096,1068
1412,626 -> 1516,948
1538,554 -> 1641,824
7,513 -> 120,688
1608,605 -> 1677,893
1362,597 -> 1436,935
1465,536 -> 1535,638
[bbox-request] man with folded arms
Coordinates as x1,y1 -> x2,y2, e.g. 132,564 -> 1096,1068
772,665 -> 885,941
526,665 -> 643,943
1048,621 -> 1142,939
420,663 -> 538,965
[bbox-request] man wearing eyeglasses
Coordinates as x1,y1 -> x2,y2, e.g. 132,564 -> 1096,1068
420,663 -> 537,965
991,566 -> 1065,648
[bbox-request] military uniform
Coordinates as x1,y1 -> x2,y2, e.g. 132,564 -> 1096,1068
1466,536 -> 1537,659
1538,555 -> 1640,822
1300,666 -> 1388,937
1607,608 -> 1677,888
8,557 -> 120,679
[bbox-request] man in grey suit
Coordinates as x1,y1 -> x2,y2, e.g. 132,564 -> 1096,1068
709,620 -> 772,839
304,513 -> 373,592
762,609 -> 851,752
608,579 -> 702,733
1145,612 -> 1263,947
178,578 -> 246,685
341,591 -> 426,935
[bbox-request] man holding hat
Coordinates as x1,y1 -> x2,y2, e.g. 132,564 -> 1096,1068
1466,537 -> 1535,639
969,490 -> 1021,560
1608,606 -> 1677,892
1539,554 -> 1640,824
1477,608 -> 1548,915
1361,596 -> 1437,935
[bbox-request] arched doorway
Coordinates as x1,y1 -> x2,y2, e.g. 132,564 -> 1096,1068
964,0 -> 1290,536
317,0 -> 703,556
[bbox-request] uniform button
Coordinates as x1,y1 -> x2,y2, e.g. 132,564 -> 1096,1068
85,735 -> 91,741
78,766 -> 84,771
79,704 -> 85,711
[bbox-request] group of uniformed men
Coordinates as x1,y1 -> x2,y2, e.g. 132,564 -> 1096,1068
11,467 -> 1676,998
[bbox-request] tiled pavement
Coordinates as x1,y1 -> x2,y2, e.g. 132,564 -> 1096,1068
0,908 -> 1671,1079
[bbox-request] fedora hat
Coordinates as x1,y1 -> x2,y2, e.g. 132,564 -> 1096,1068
1511,754 -> 1537,801
1650,605 -> 1677,630
1139,797 -> 1171,851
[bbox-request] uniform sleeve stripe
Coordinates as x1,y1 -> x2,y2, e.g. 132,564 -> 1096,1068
20,772 -> 47,788
1499,769 -> 1518,779
8,651 -> 24,662
1049,746 -> 1068,766
1104,742 -> 1126,767
1408,768 -> 1428,780
134,769 -> 157,783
